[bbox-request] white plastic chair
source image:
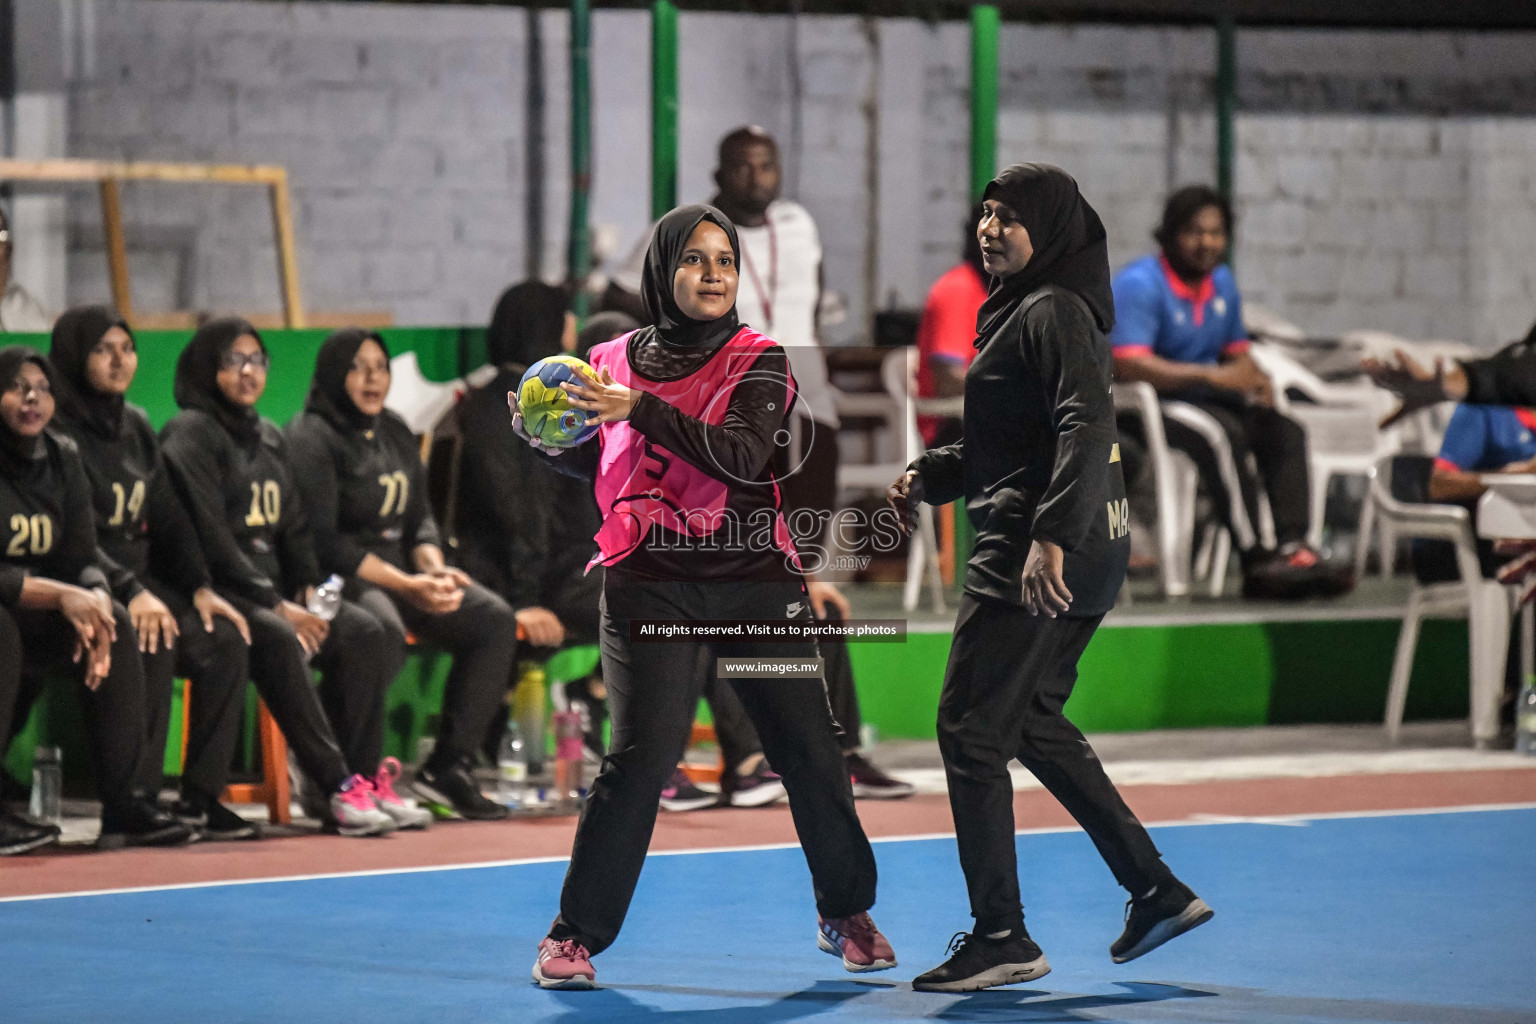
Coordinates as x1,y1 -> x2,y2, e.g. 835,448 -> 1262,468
1370,456 -> 1512,748
1114,381 -> 1272,598
834,348 -> 945,613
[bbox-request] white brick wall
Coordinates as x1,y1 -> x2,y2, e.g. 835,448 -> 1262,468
60,3 -> 1536,349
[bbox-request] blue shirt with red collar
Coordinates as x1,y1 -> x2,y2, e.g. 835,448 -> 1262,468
1109,253 -> 1249,365
1435,404 -> 1536,475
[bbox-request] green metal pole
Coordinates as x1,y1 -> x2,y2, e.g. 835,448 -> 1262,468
955,2 -> 999,582
568,0 -> 592,317
651,0 -> 679,221
1215,17 -> 1236,208
969,3 -> 999,203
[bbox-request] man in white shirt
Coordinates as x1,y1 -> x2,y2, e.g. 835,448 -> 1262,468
604,126 -> 912,801
0,209 -> 53,333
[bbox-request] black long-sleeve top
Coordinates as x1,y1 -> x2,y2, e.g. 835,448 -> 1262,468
52,404 -> 212,606
160,409 -> 322,609
285,409 -> 441,577
0,431 -> 112,608
538,334 -> 799,583
457,367 -> 601,609
911,284 -> 1128,615
1461,342 -> 1536,407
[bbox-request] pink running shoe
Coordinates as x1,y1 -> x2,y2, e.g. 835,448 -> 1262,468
532,937 -> 596,989
372,757 -> 432,830
817,912 -> 897,972
328,774 -> 396,837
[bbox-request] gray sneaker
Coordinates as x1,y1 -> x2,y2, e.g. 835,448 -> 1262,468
328,775 -> 397,837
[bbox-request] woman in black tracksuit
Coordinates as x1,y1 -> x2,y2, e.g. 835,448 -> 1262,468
159,319 -> 398,837
891,165 -> 1210,992
0,346 -> 191,853
47,306 -> 259,840
286,328 -> 518,821
515,205 -> 890,989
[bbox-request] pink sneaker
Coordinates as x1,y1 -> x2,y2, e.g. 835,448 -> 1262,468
817,912 -> 897,972
328,774 -> 396,837
372,758 -> 432,830
532,937 -> 596,989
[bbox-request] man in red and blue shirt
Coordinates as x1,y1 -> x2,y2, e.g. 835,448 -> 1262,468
1416,403 -> 1536,583
1111,185 -> 1343,598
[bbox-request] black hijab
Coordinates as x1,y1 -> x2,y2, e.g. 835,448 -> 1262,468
0,345 -> 54,476
487,281 -> 568,369
640,204 -> 742,350
306,328 -> 390,433
976,163 -> 1115,337
50,305 -> 132,440
173,317 -> 264,442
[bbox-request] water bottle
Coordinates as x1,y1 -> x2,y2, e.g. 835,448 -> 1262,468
308,574 -> 344,621
1517,682 -> 1536,756
29,745 -> 62,824
497,720 -> 529,808
552,710 -> 585,811
511,660 -> 547,774
302,575 -> 344,664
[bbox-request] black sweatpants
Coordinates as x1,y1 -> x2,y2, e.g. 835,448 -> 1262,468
1118,396 -> 1310,554
137,581 -> 250,800
707,611 -> 861,769
198,596 -> 356,795
549,575 -> 878,955
350,580 -> 518,770
0,600 -> 155,812
938,594 -> 1171,936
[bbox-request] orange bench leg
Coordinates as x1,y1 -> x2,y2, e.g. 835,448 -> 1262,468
182,681 -> 292,826
680,721 -> 724,785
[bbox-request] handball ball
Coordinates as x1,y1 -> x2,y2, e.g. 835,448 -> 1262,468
517,355 -> 601,448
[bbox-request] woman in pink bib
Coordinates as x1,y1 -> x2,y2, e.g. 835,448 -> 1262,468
513,204 -> 892,989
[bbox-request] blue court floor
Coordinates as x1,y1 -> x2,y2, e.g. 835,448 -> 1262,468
4,806 -> 1533,1024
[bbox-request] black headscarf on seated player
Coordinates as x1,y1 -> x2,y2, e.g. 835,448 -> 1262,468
976,163 -> 1115,338
640,203 -> 742,350
0,345 -> 56,476
173,316 -> 265,443
575,311 -> 641,361
487,281 -> 569,369
306,328 -> 389,433
49,305 -> 132,440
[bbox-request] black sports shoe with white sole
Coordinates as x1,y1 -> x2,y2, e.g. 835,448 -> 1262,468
1110,879 -> 1213,963
413,762 -> 509,821
912,930 -> 1051,993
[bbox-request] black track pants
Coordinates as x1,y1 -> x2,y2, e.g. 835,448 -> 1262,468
548,575 -> 878,956
938,593 -> 1172,935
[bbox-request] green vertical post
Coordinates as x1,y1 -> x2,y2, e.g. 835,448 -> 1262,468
969,3 -> 999,203
651,0 -> 679,220
955,2 -> 999,583
1215,16 -> 1236,208
568,0 -> 592,316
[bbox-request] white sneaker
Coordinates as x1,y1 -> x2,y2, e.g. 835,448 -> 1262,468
371,757 -> 432,830
328,775 -> 397,836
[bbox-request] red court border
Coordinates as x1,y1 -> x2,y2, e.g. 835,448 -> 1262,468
4,768 -> 1533,901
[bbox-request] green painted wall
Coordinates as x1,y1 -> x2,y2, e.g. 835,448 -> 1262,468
848,618 -> 1468,740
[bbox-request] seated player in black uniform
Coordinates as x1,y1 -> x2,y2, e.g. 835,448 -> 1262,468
457,283 -> 606,756
159,319 -> 404,837
0,346 -> 193,853
286,329 -> 518,821
48,306 -> 260,840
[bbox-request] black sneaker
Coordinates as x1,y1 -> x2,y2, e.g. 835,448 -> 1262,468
174,793 -> 259,842
659,766 -> 716,812
97,796 -> 197,850
847,752 -> 915,800
0,809 -> 61,856
723,759 -> 786,808
413,761 -> 510,821
1110,879 -> 1213,963
912,930 -> 1051,993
